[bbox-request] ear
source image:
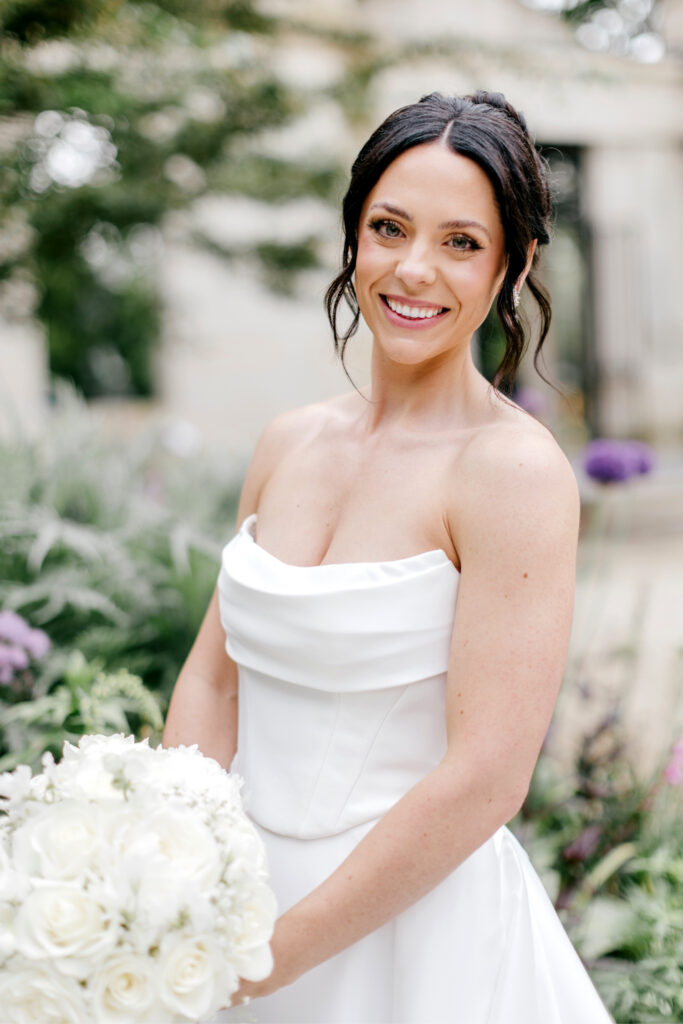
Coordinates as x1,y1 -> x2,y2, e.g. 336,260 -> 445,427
515,239 -> 538,293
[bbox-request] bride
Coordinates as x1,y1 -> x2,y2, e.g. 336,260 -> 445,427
163,91 -> 612,1023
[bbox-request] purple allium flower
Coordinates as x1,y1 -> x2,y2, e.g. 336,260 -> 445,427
583,439 -> 633,483
0,643 -> 30,671
623,440 -> 656,475
583,438 -> 656,484
0,611 -> 51,685
0,610 -> 33,647
664,738 -> 683,786
23,626 -> 51,660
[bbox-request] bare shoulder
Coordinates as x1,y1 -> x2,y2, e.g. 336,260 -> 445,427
257,401 -> 325,451
257,390 -> 356,452
450,412 -> 580,569
459,412 -> 578,505
235,393 -> 352,521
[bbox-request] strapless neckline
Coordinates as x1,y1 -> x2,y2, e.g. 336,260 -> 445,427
238,513 -> 459,576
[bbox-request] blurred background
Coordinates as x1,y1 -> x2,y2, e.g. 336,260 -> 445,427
2,0 -> 682,451
1,2 -> 682,1018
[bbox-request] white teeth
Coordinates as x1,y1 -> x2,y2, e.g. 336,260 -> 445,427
385,297 -> 444,319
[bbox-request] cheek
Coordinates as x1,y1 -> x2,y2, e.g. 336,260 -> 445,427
355,235 -> 390,290
451,253 -> 505,303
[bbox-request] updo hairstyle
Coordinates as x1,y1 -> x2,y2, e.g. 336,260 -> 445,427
325,90 -> 553,392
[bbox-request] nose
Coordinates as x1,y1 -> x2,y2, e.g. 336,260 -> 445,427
395,239 -> 437,289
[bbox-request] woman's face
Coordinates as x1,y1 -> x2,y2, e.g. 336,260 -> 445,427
355,141 -> 508,366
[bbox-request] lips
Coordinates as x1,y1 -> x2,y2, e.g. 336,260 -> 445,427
380,294 -> 449,328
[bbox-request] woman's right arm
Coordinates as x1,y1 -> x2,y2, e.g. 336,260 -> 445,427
161,585 -> 240,770
161,407 -> 308,770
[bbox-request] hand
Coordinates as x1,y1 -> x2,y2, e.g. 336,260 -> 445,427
228,974 -> 276,1007
222,912 -> 304,1010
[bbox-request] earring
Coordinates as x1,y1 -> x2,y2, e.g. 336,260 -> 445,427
512,286 -> 521,310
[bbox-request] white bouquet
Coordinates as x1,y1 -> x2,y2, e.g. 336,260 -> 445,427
0,734 -> 276,1023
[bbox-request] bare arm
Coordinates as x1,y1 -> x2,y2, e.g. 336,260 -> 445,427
162,409 -> 306,768
161,587 -> 240,769
240,431 -> 580,994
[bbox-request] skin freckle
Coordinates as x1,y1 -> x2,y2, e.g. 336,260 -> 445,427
523,572 -> 528,579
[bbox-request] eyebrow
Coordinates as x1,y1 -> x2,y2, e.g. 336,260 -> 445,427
368,202 -> 492,241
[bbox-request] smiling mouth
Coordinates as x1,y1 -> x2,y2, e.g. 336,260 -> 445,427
381,295 -> 449,320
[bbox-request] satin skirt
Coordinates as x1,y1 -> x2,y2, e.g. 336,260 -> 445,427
215,819 -> 613,1024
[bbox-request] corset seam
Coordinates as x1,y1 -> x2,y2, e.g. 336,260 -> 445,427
298,691 -> 342,836
330,686 -> 409,832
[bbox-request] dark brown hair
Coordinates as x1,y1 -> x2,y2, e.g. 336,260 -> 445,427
325,90 -> 552,392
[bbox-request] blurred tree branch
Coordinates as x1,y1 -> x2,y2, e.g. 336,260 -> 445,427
0,0 -> 345,396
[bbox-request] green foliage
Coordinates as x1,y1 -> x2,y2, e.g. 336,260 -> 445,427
255,239 -> 320,295
0,0 -> 97,43
215,155 -> 343,204
561,1 -> 619,27
518,714 -> 648,910
515,715 -> 683,1023
0,388 -> 239,739
0,0 -> 339,396
476,304 -> 508,386
589,829 -> 683,1022
0,653 -> 164,772
0,1 -> 277,45
1,394 -> 681,1019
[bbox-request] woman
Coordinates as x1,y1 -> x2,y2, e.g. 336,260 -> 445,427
163,91 -> 613,1023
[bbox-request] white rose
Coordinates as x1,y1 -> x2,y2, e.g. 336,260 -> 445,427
0,962 -> 84,1023
159,932 -> 223,1020
0,902 -> 17,961
124,805 -> 222,888
106,860 -> 209,953
69,733 -> 140,759
97,808 -> 181,948
12,801 -> 104,880
15,884 -> 116,963
137,871 -> 213,939
0,840 -> 31,907
221,880 -> 276,982
45,734 -> 152,802
44,753 -> 120,802
0,764 -> 33,804
222,824 -> 269,879
92,951 -> 161,1022
149,744 -> 239,806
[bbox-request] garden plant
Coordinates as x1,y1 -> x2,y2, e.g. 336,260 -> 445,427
1,395 -> 681,1021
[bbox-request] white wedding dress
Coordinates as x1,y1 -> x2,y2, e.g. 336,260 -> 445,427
214,513 -> 612,1024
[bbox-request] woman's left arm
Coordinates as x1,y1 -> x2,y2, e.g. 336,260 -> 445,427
236,430 -> 580,1000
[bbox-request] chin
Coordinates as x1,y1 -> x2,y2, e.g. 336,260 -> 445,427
372,335 -> 448,366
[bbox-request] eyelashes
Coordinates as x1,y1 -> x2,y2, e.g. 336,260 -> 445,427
368,217 -> 402,239
366,218 -> 483,252
447,235 -> 483,253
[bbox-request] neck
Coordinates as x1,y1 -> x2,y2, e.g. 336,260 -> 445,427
360,340 -> 490,436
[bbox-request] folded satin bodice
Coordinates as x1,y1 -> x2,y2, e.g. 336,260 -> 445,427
217,513 -> 460,839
